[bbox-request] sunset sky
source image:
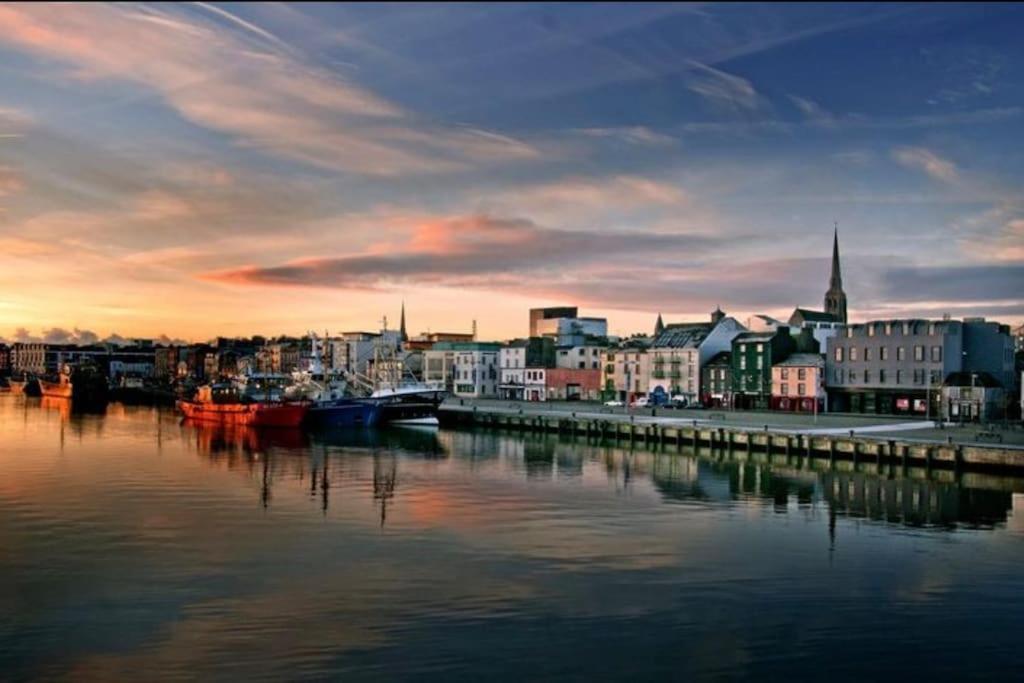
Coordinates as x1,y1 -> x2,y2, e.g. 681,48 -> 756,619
0,3 -> 1021,343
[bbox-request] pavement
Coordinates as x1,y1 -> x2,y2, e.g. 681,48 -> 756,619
444,398 -> 1024,448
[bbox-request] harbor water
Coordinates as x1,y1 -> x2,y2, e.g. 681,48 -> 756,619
2,394 -> 1024,681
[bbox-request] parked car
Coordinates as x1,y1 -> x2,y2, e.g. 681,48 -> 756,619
630,397 -> 649,408
603,400 -> 624,407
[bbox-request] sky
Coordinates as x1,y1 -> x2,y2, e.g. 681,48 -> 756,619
0,2 -> 1021,344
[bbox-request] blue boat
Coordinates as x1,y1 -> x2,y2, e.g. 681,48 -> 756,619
306,396 -> 381,427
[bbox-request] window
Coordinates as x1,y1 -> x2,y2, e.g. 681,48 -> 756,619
781,383 -> 788,395
756,343 -> 764,352
740,356 -> 747,370
913,369 -> 924,385
864,347 -> 872,361
739,344 -> 746,353
928,323 -> 936,335
879,369 -> 887,384
798,383 -> 806,396
835,368 -> 843,383
850,347 -> 858,362
914,345 -> 924,362
902,321 -> 911,335
897,346 -> 905,361
864,369 -> 871,383
884,322 -> 892,335
849,369 -> 857,383
798,368 -> 806,380
896,369 -> 903,384
835,347 -> 844,362
847,327 -> 854,338
930,369 -> 941,385
880,347 -> 888,361
868,325 -> 875,337
756,356 -> 763,370
931,346 -> 942,362
781,368 -> 789,379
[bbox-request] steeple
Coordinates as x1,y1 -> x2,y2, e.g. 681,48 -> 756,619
654,313 -> 665,337
399,301 -> 408,342
823,223 -> 848,324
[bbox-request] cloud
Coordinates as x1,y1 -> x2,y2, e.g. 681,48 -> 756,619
203,213 -> 723,289
0,4 -> 538,176
573,126 -> 678,146
686,61 -> 760,112
880,263 -> 1024,303
891,146 -> 958,182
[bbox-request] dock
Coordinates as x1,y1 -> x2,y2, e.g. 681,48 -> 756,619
439,402 -> 1024,474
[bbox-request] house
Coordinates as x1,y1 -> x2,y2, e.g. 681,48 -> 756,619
825,318 -> 1015,416
940,372 -> 1007,422
700,351 -> 731,407
647,309 -> 746,405
771,353 -> 826,413
730,331 -> 801,410
499,337 -> 555,400
451,342 -> 501,398
545,368 -> 602,401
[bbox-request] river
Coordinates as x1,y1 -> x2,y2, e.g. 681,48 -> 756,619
2,395 -> 1023,681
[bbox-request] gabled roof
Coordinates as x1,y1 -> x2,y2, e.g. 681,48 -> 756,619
652,322 -> 712,348
733,331 -> 777,342
790,308 -> 838,324
704,350 -> 731,366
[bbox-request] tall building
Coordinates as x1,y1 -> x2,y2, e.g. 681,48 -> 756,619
529,306 -> 577,337
823,226 -> 848,324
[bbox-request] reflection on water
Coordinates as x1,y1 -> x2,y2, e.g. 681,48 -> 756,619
2,394 -> 1023,681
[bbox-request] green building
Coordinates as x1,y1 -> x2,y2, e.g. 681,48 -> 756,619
730,331 -> 797,410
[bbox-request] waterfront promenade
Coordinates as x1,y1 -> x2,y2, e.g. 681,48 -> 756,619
444,398 -> 1024,447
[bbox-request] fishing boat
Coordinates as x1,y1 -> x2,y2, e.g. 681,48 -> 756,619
38,363 -> 108,404
287,334 -> 381,428
354,326 -> 447,426
177,383 -> 309,428
7,374 -> 40,396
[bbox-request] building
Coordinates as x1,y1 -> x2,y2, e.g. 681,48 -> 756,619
529,306 -> 578,337
11,342 -> 51,375
647,310 -> 746,406
604,347 -> 651,403
405,331 -> 475,351
787,227 -> 849,330
700,351 -> 731,407
771,353 -> 826,413
529,305 -> 607,346
825,318 -> 1016,416
940,372 -> 1007,422
452,342 -> 501,398
523,366 -> 547,401
423,344 -> 458,392
730,331 -> 801,410
545,368 -> 602,401
499,337 -> 555,400
555,344 -> 604,370
0,343 -> 10,378
745,314 -> 785,333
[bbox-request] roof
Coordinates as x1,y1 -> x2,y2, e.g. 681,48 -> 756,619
704,351 -> 731,366
733,331 -> 777,342
790,308 -> 838,323
429,342 -> 501,351
776,353 -> 824,367
652,322 -> 712,348
942,372 -> 1003,388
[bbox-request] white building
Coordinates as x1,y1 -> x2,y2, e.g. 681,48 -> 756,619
523,367 -> 547,401
647,310 -> 746,405
499,344 -> 527,400
555,344 -> 604,370
451,343 -> 501,398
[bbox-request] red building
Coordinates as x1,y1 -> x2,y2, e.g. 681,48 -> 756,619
544,368 -> 602,401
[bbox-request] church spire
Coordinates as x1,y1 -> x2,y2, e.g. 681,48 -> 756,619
824,223 -> 848,324
399,301 -> 408,342
830,221 -> 842,290
654,312 -> 665,337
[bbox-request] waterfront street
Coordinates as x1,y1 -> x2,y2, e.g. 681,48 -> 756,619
445,398 -> 1024,448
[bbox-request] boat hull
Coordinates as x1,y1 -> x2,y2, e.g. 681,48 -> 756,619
376,389 -> 446,426
307,398 -> 380,428
38,378 -> 73,399
8,378 -> 40,397
177,400 -> 309,428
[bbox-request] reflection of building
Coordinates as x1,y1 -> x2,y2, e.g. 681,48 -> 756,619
771,353 -> 825,412
826,318 -> 1015,415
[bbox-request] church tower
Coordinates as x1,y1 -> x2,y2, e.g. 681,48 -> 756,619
654,313 -> 665,337
823,225 -> 848,324
399,301 -> 408,342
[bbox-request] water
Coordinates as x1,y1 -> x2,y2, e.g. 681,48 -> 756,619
2,395 -> 1023,682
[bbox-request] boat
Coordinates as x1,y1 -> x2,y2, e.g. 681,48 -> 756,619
371,382 -> 447,426
177,383 -> 309,428
38,363 -> 108,404
286,335 -> 381,428
7,374 -> 40,396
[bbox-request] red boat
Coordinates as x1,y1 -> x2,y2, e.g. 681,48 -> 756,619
38,375 -> 73,399
177,384 -> 309,428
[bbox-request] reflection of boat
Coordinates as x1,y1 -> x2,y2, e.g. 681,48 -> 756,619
177,384 -> 309,428
8,375 -> 40,396
186,421 -> 310,455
